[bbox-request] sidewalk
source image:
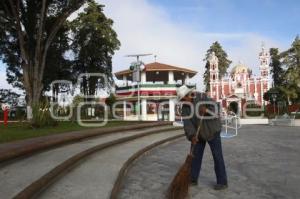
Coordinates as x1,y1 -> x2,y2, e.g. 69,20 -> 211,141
119,125 -> 300,199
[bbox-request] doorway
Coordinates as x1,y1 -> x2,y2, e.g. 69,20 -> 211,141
229,101 -> 239,114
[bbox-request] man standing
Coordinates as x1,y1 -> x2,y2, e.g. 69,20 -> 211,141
177,85 -> 228,190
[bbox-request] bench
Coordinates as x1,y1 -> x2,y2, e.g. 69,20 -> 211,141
270,113 -> 295,126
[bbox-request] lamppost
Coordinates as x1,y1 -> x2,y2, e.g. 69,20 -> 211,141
129,61 -> 145,121
127,54 -> 151,121
271,93 -> 277,115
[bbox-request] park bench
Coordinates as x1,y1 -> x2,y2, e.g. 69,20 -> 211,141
270,113 -> 295,126
291,109 -> 300,118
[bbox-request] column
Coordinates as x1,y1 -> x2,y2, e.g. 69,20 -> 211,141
141,98 -> 147,121
229,78 -> 231,95
242,80 -> 246,97
247,79 -> 250,96
210,81 -> 213,98
169,98 -> 175,122
184,74 -> 189,85
168,71 -> 175,84
261,80 -> 264,105
216,80 -> 219,100
238,100 -> 242,116
123,75 -> 128,86
221,78 -> 224,98
254,77 -> 257,100
123,100 -> 127,120
141,71 -> 146,84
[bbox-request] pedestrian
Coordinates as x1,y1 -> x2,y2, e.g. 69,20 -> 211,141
177,85 -> 228,190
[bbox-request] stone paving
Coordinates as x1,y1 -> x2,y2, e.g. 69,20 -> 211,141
119,125 -> 300,199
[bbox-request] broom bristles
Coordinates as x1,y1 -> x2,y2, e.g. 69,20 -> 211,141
166,154 -> 193,199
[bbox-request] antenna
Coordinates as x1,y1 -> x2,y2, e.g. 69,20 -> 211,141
126,53 -> 152,62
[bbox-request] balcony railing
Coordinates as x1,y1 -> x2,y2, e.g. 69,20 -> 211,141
115,83 -> 196,91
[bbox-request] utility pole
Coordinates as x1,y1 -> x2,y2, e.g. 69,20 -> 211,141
126,54 -> 152,120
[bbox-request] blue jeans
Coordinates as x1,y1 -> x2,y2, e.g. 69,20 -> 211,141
191,133 -> 228,185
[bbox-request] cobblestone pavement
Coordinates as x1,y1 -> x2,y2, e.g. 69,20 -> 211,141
119,125 -> 300,199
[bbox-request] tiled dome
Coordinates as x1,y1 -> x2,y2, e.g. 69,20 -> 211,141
231,62 -> 252,75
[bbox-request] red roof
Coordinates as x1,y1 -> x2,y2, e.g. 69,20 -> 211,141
115,62 -> 197,78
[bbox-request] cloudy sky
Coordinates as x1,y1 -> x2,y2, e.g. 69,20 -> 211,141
0,0 -> 299,92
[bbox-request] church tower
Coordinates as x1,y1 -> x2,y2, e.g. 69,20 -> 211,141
257,42 -> 271,105
209,52 -> 220,100
259,43 -> 270,79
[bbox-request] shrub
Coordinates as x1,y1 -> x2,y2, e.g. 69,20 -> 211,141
31,102 -> 58,128
16,107 -> 26,121
245,104 -> 263,117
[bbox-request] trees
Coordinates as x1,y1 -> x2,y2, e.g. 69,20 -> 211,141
282,36 -> 300,70
70,1 -> 120,97
0,0 -> 87,108
0,89 -> 20,106
265,36 -> 300,105
0,1 -> 120,123
269,48 -> 284,87
42,23 -> 73,94
280,36 -> 300,103
263,87 -> 285,104
203,41 -> 232,91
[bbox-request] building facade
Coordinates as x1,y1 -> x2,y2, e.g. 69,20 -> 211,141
209,45 -> 271,113
114,62 -> 197,121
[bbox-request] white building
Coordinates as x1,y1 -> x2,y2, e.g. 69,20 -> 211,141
114,62 -> 197,121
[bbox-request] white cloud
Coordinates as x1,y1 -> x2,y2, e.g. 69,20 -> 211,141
0,0 -> 289,93
100,0 -> 287,91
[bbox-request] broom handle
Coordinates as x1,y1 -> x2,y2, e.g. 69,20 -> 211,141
190,118 -> 203,156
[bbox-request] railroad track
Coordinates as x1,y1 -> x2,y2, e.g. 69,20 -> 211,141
0,125 -> 184,199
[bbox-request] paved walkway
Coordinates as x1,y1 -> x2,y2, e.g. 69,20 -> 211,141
0,126 -> 175,199
38,130 -> 183,199
119,125 -> 300,199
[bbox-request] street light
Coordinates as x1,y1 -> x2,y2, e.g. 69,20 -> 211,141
129,61 -> 147,121
271,93 -> 277,115
269,89 -> 279,116
127,54 -> 152,121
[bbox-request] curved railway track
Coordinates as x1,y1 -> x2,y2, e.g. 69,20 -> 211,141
0,125 -> 184,199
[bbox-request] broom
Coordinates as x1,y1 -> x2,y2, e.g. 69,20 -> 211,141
166,147 -> 194,199
167,119 -> 202,199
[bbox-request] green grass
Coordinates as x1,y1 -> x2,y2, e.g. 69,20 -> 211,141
0,121 -> 141,144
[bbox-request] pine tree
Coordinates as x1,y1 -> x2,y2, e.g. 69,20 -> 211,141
203,41 -> 232,91
70,2 -> 120,97
269,48 -> 284,87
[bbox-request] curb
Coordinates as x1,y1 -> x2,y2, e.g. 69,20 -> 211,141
13,126 -> 182,199
0,121 -> 172,163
